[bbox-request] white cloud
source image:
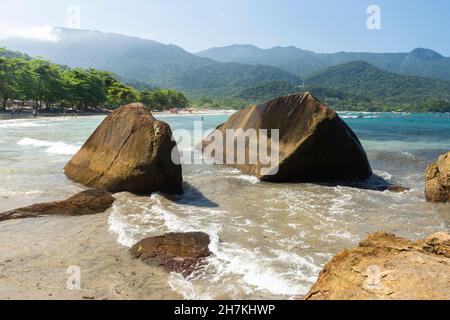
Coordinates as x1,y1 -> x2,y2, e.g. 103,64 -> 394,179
0,24 -> 61,42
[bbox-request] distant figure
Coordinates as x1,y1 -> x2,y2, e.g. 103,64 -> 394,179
32,110 -> 37,118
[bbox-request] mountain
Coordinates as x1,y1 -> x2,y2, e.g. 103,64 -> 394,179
235,61 -> 450,112
1,28 -> 301,97
197,45 -> 450,81
197,45 -> 327,77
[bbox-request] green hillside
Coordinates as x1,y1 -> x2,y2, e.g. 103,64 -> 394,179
234,62 -> 450,112
1,29 -> 301,98
197,45 -> 450,81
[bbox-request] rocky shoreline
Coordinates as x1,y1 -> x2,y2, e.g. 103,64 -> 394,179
0,95 -> 449,300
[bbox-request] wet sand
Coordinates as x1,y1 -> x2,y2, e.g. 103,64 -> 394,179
0,210 -> 181,300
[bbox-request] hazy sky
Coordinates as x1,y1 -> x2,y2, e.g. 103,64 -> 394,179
0,0 -> 449,55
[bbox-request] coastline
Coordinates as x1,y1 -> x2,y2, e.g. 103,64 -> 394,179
0,209 -> 182,300
0,109 -> 237,121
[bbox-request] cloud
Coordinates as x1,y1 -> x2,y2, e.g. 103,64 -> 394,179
0,24 -> 61,42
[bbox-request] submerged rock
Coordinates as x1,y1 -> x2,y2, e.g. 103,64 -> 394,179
64,103 -> 183,194
425,151 -> 450,203
0,190 -> 115,222
201,93 -> 372,182
131,232 -> 211,276
305,232 -> 450,300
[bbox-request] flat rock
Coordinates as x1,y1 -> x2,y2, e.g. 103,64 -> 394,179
305,232 -> 450,300
131,232 -> 211,276
0,190 -> 115,222
64,103 -> 183,194
425,151 -> 450,203
201,93 -> 372,182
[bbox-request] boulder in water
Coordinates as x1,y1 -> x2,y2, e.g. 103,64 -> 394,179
305,232 -> 450,300
201,93 -> 372,182
0,190 -> 115,222
425,152 -> 450,203
64,103 -> 183,194
131,232 -> 211,276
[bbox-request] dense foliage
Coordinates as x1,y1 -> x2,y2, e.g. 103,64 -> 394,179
232,62 -> 450,112
1,29 -> 301,98
198,45 -> 450,81
0,48 -> 190,112
305,61 -> 450,112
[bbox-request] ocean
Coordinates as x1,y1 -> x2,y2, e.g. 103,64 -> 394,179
0,112 -> 449,299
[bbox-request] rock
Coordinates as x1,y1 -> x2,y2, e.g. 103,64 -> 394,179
131,232 -> 211,276
201,93 -> 372,182
0,190 -> 115,222
425,152 -> 450,203
374,184 -> 409,193
386,184 -> 409,193
64,103 -> 183,194
305,232 -> 450,300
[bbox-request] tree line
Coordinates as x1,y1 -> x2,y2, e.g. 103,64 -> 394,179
0,48 -> 190,112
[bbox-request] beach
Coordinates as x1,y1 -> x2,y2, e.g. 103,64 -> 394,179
0,112 -> 449,300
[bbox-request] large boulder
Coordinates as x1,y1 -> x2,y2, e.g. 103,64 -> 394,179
201,93 -> 372,182
305,232 -> 450,300
64,103 -> 183,194
0,190 -> 115,222
131,232 -> 211,276
425,152 -> 450,203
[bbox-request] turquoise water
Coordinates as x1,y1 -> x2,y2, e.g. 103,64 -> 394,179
0,112 -> 449,299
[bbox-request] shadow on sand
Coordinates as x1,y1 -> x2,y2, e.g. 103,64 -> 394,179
161,182 -> 220,208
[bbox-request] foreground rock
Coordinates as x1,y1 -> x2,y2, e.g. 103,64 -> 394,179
131,232 -> 211,276
0,190 -> 115,222
65,103 -> 183,194
425,152 -> 450,203
305,232 -> 450,300
201,93 -> 372,182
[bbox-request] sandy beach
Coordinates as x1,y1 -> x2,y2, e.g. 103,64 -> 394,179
0,209 -> 182,300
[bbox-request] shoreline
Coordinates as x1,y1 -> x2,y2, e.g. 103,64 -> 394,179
0,209 -> 182,300
0,109 -> 237,120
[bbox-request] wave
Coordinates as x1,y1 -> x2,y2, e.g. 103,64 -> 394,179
108,193 -> 316,299
0,188 -> 44,197
17,138 -> 80,155
230,175 -> 260,184
0,120 -> 45,128
340,115 -> 380,119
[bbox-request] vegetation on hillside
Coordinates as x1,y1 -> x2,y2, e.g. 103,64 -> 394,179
1,29 -> 301,98
0,48 -> 189,112
232,62 -> 450,112
198,45 -> 450,81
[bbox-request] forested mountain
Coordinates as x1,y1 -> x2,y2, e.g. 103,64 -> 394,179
2,28 -> 450,112
235,61 -> 450,112
197,45 -> 450,80
1,28 -> 301,97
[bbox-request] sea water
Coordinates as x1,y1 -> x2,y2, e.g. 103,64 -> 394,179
0,112 -> 449,299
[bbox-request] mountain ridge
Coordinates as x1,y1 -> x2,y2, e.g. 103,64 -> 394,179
197,44 -> 450,80
1,28 -> 301,98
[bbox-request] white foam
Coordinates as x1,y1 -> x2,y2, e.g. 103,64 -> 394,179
17,138 -> 80,155
374,170 -> 393,180
0,188 -> 43,197
108,193 -> 319,299
232,175 -> 260,184
0,120 -> 44,128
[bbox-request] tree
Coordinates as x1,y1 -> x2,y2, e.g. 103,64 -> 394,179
28,59 -> 65,109
107,82 -> 137,108
138,89 -> 190,111
0,56 -> 29,110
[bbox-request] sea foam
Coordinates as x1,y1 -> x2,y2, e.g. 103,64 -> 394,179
17,138 -> 80,155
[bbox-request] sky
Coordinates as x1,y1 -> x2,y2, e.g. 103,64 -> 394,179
0,0 -> 449,55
